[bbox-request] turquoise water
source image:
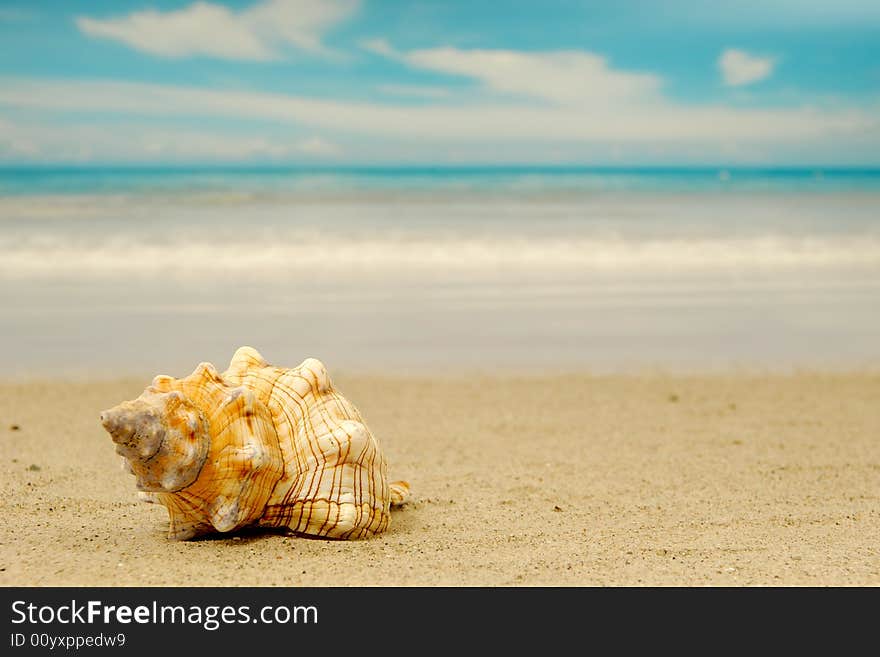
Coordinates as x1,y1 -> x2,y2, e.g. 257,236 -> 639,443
1,166 -> 880,196
1,167 -> 879,376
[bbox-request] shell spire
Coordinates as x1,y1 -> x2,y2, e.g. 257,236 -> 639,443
100,347 -> 410,540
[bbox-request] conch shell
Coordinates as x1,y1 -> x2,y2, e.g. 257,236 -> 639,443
99,347 -> 409,540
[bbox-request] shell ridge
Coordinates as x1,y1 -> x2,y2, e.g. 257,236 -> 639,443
280,392 -> 314,529
312,422 -> 354,537
281,380 -> 325,531
314,447 -> 341,537
285,371 -> 352,524
236,369 -> 305,481
190,386 -> 284,533
356,426 -> 381,533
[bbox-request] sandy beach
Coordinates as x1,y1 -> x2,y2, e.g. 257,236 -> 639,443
1,371 -> 877,586
2,0 -> 880,597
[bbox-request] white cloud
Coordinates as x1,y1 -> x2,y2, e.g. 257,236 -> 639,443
377,84 -> 450,99
0,117 -> 341,162
719,49 -> 776,87
400,47 -> 662,106
295,136 -> 340,156
0,117 -> 41,157
0,77 -> 872,146
359,37 -> 396,57
77,3 -> 272,61
360,41 -> 662,107
0,41 -> 874,163
75,0 -> 359,60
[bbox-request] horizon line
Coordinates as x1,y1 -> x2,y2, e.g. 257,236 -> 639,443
1,163 -> 879,172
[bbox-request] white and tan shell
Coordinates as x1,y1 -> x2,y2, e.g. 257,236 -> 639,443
99,347 -> 409,540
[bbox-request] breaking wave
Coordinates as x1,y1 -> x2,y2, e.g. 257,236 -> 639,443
2,234 -> 878,278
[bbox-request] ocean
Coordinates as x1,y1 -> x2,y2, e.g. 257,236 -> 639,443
2,166 -> 879,378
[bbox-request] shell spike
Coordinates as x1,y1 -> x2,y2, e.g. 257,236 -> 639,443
209,497 -> 241,533
225,346 -> 268,377
389,481 -> 411,506
194,362 -> 222,382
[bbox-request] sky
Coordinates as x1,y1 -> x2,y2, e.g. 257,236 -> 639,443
0,0 -> 878,165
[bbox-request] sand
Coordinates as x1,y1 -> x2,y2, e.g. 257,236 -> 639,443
1,372 -> 878,586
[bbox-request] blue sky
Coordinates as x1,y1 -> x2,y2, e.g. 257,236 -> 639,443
0,0 -> 878,164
